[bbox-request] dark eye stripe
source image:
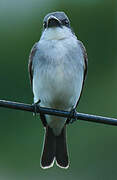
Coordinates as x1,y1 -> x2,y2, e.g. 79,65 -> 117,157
43,18 -> 70,28
62,19 -> 70,27
43,22 -> 47,28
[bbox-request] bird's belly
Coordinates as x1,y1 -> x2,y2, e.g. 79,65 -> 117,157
33,66 -> 76,135
33,61 -> 84,109
33,64 -> 78,110
33,61 -> 84,135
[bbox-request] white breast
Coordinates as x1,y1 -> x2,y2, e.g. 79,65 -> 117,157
33,39 -> 84,106
32,34 -> 84,135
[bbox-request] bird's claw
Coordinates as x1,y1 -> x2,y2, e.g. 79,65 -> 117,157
66,108 -> 77,124
32,99 -> 41,116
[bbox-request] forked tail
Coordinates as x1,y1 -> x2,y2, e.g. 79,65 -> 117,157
41,126 -> 69,169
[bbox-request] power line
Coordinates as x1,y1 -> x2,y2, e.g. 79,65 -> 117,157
0,99 -> 117,126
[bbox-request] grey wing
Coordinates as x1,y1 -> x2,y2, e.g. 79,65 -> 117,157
78,40 -> 88,80
28,42 -> 47,126
75,40 -> 88,108
28,42 -> 38,87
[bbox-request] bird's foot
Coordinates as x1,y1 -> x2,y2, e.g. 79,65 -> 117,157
66,108 -> 77,124
32,99 -> 41,116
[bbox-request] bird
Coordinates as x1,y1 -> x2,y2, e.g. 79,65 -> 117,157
28,11 -> 88,169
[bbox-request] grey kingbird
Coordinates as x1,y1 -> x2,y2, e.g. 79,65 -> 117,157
28,11 -> 88,169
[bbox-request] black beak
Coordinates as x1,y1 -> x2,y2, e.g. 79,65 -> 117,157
47,16 -> 62,28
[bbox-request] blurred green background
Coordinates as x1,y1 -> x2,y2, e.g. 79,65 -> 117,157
0,0 -> 117,179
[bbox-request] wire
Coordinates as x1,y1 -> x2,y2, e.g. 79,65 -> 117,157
0,99 -> 117,126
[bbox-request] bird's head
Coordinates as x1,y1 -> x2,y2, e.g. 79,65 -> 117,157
41,12 -> 73,40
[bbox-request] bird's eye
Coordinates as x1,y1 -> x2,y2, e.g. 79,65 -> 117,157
62,19 -> 69,27
43,22 -> 47,28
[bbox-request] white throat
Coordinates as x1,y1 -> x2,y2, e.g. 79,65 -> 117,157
40,26 -> 73,41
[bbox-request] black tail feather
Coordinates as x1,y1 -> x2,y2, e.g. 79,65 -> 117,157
56,126 -> 69,168
41,126 -> 69,169
41,126 -> 56,168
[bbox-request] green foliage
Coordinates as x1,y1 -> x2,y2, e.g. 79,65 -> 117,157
0,0 -> 117,179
